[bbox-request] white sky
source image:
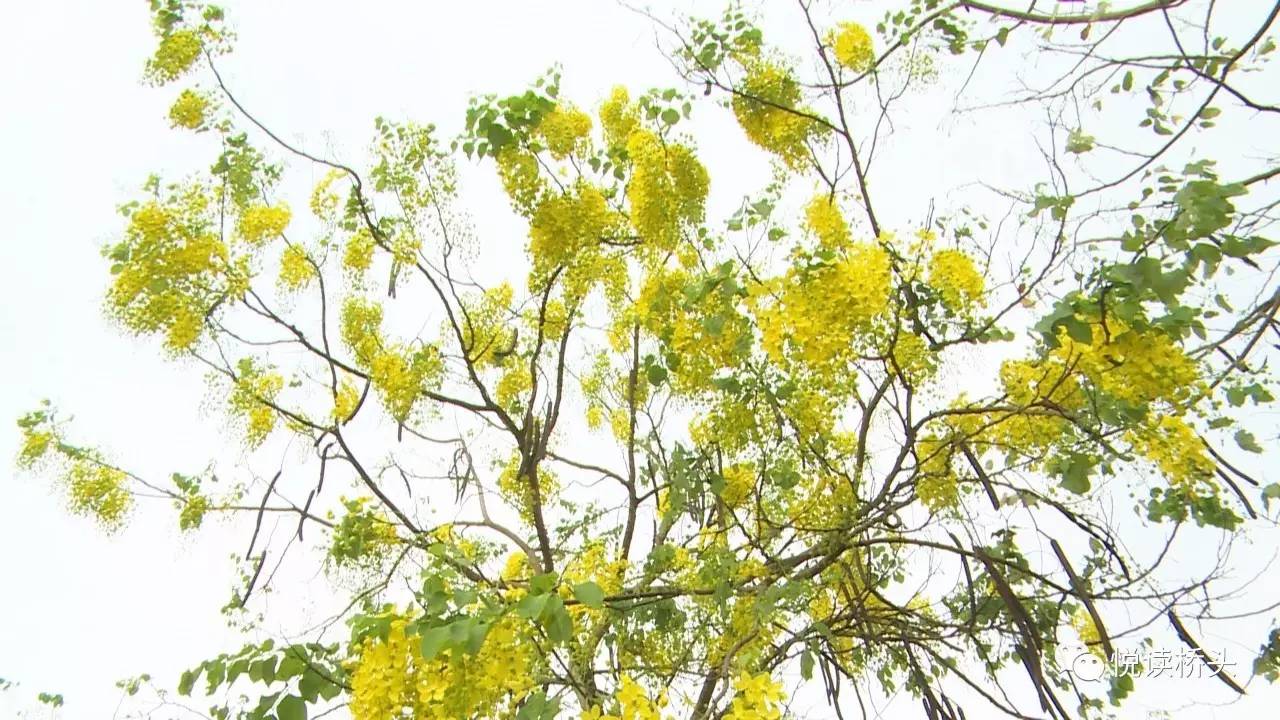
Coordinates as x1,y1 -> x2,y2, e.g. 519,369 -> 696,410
2,0 -> 1278,718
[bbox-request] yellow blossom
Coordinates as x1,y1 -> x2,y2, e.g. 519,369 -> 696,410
720,463 -> 756,508
66,461 -> 132,530
803,194 -> 851,248
344,228 -> 377,276
168,89 -> 209,129
238,204 -> 291,244
732,60 -> 822,169
278,244 -> 314,291
145,29 -> 202,84
538,104 -> 593,158
831,22 -> 875,72
599,86 -> 640,148
928,249 -> 985,312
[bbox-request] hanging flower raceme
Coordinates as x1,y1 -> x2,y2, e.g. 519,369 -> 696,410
238,203 -> 292,245
107,184 -> 234,354
228,358 -> 285,447
340,296 -> 442,422
625,130 -> 710,251
928,248 -> 985,313
732,60 -> 824,169
755,241 -> 892,371
345,611 -> 537,720
830,22 -> 875,72
168,88 -> 210,130
537,104 -> 593,158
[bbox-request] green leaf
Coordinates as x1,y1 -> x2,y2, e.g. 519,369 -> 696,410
277,653 -> 306,680
419,625 -> 450,660
1262,484 -> 1280,512
517,593 -> 551,620
573,581 -> 606,609
465,620 -> 492,655
702,313 -> 726,337
1057,454 -> 1094,494
544,597 -> 574,643
1235,429 -> 1264,453
277,695 -> 307,720
298,670 -> 325,703
1066,129 -> 1095,154
517,691 -> 561,720
646,363 -> 668,386
529,572 -> 559,595
1062,316 -> 1093,344
178,669 -> 197,696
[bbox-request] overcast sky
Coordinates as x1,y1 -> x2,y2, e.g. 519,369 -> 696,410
2,1 -> 1278,718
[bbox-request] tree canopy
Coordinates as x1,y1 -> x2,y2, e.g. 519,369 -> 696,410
12,1 -> 1280,718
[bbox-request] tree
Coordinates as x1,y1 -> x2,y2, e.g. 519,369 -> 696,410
12,0 -> 1280,718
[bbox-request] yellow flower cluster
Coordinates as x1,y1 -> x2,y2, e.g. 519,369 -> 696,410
178,493 -> 209,531
310,169 -> 345,221
830,22 -> 875,72
501,550 -> 534,585
145,29 -> 202,84
343,228 -> 376,277
347,613 -> 535,720
636,266 -> 750,393
756,243 -> 892,369
720,462 -> 756,509
599,86 -> 640,149
329,497 -> 401,568
497,453 -> 560,525
538,104 -> 593,158
495,148 -> 545,215
887,331 -> 937,385
786,472 -> 858,530
998,357 -> 1081,408
108,190 -> 230,354
732,60 -> 821,169
368,345 -> 442,422
340,296 -> 439,422
928,249 -> 984,313
725,672 -> 785,720
341,297 -> 385,365
530,183 -> 626,272
333,379 -> 360,423
710,596 -> 778,670
1057,323 -> 1202,408
389,231 -> 421,265
229,362 -> 284,447
458,284 -> 517,367
1000,318 -> 1202,413
495,364 -> 532,411
238,204 -> 291,244
803,194 -> 851,247
66,461 -> 132,529
689,397 -> 766,456
915,434 -> 960,511
625,130 -> 710,251
565,541 -> 629,596
17,429 -> 54,468
277,245 -> 314,291
1072,608 -> 1107,660
962,316 -> 1206,491
1126,415 -> 1216,488
168,89 -> 209,130
583,676 -> 666,720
